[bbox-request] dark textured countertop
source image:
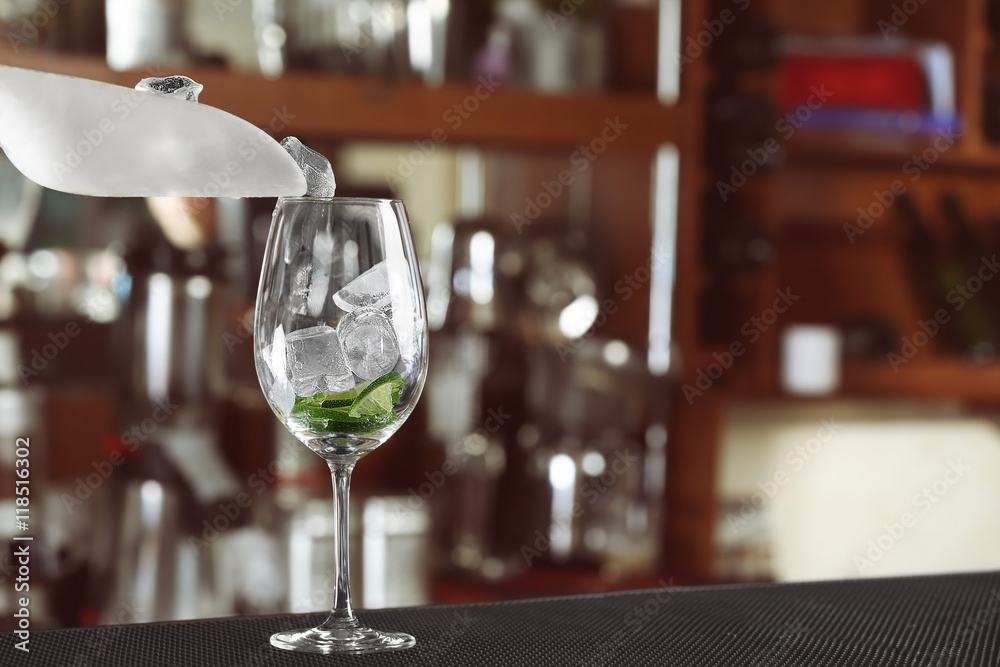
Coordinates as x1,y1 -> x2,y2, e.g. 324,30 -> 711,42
2,571 -> 998,666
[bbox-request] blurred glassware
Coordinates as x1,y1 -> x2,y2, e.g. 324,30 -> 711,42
422,216 -> 653,581
280,0 -> 410,77
780,325 -> 842,397
406,0 -> 449,84
284,495 -> 428,613
12,247 -> 127,323
490,0 -> 607,92
106,0 -> 189,71
101,477 -> 210,622
252,0 -> 286,77
423,219 -> 528,580
518,222 -> 603,344
518,338 -> 657,578
0,150 -> 42,254
0,0 -> 58,52
0,149 -> 42,320
88,236 -> 250,623
360,497 -> 430,608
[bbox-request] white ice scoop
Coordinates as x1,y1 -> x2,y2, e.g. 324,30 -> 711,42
0,65 -> 307,198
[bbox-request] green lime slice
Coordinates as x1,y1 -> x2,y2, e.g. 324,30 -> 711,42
293,380 -> 375,411
348,372 -> 406,418
295,391 -> 328,406
320,397 -> 354,409
324,411 -> 396,433
324,379 -> 373,402
294,404 -> 367,422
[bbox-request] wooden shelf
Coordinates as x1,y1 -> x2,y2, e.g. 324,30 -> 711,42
840,357 -> 1000,404
0,51 -> 682,150
715,357 -> 1000,406
784,137 -> 1000,174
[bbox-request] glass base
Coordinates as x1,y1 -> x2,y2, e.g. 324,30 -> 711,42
270,621 -> 416,655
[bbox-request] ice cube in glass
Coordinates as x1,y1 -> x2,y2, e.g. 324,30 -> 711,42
284,325 -> 355,396
333,260 -> 391,313
336,307 -> 400,380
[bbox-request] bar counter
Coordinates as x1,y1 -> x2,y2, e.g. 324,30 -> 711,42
2,571 -> 998,666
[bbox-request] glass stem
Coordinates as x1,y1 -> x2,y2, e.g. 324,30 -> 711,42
327,460 -> 356,625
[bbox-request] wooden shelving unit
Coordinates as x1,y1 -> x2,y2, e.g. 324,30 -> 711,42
670,0 -> 1000,581
0,50 -> 683,150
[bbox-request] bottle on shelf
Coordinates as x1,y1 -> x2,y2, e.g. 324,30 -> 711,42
897,194 -> 997,361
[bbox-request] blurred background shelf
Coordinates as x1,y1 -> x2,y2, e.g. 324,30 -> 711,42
717,357 -> 1000,405
0,50 -> 683,150
785,140 -> 1000,173
840,358 -> 1000,403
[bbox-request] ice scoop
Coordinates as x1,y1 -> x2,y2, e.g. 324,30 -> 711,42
0,65 -> 307,198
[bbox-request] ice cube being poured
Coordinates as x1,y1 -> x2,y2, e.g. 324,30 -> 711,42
135,75 -> 204,102
280,137 -> 336,198
333,261 -> 390,312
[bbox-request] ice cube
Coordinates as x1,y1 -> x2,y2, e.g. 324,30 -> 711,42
281,137 -> 336,198
271,325 -> 287,379
262,344 -> 276,375
288,255 -> 313,316
269,378 -> 295,415
135,75 -> 203,102
333,261 -> 391,313
337,307 -> 400,380
285,325 -> 355,396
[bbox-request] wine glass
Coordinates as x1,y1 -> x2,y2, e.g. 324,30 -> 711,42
254,197 -> 427,654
